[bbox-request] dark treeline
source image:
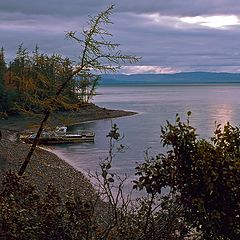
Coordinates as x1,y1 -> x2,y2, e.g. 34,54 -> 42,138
0,45 -> 98,116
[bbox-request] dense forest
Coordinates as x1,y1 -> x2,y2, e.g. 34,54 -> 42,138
0,46 -> 98,116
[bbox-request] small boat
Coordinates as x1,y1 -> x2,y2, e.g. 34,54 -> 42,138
20,126 -> 94,145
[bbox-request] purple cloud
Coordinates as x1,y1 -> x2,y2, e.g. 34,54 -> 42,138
1,1 -> 240,73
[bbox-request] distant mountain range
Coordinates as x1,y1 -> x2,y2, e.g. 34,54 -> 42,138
100,72 -> 240,85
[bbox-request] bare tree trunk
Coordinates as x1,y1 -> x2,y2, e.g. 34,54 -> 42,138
17,5 -> 138,177
18,110 -> 50,176
18,73 -> 75,176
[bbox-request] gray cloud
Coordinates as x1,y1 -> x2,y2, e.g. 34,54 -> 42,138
1,0 -> 240,16
1,0 -> 240,72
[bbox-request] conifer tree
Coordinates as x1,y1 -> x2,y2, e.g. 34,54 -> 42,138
17,5 -> 139,176
0,47 -> 7,112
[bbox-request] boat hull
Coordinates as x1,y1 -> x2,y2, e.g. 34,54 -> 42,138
23,136 -> 94,145
20,130 -> 95,145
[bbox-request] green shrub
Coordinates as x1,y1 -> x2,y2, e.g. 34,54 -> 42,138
0,171 -> 97,240
135,113 -> 240,240
0,124 -> 188,240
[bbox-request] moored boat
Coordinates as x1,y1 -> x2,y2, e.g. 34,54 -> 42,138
20,126 -> 95,145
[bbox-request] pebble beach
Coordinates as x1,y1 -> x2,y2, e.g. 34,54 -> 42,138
0,105 -> 137,199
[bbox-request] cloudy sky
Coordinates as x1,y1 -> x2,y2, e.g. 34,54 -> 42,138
1,0 -> 240,74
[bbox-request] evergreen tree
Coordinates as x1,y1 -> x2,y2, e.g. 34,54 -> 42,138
4,45 -> 78,113
17,5 -> 139,176
75,71 -> 99,104
0,47 -> 7,112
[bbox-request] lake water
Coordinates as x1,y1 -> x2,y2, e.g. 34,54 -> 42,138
53,84 -> 240,190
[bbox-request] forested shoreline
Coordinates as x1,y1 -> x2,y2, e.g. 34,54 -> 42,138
0,46 -> 98,116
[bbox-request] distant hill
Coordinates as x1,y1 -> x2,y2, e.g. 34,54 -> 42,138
100,72 -> 240,85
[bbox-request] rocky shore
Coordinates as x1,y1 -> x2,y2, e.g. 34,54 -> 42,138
0,104 -> 137,131
0,137 -> 96,201
0,105 -> 137,199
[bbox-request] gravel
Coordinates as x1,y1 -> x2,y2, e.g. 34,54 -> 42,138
0,106 -> 137,200
0,137 -> 96,201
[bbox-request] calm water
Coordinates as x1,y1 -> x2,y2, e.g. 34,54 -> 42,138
53,84 -> 240,187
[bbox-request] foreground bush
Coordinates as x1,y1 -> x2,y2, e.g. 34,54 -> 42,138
135,113 -> 240,240
0,171 -> 97,239
1,116 -> 239,239
0,171 -> 186,240
0,125 -> 186,240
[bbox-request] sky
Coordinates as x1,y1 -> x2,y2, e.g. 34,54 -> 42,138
1,0 -> 240,74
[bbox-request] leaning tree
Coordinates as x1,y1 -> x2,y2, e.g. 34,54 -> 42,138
18,5 -> 139,176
